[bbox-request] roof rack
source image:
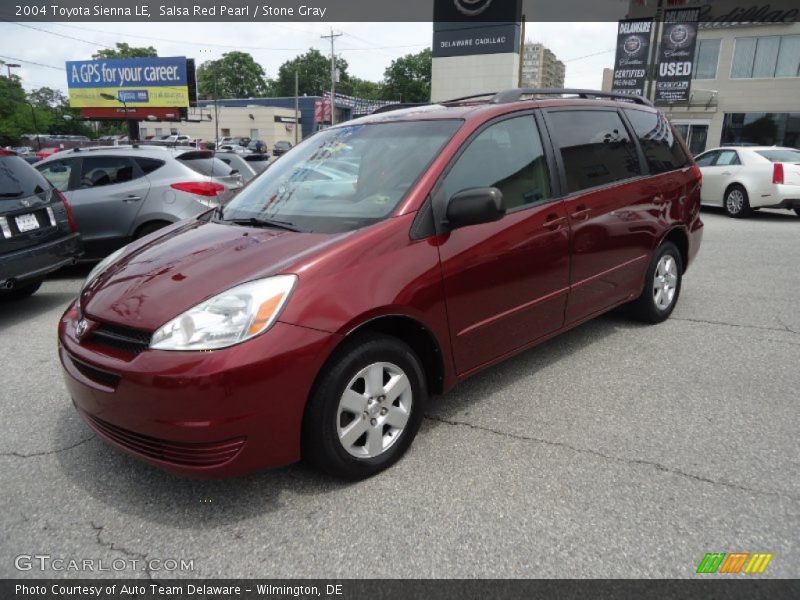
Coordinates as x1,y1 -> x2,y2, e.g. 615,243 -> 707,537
371,102 -> 430,115
489,88 -> 653,107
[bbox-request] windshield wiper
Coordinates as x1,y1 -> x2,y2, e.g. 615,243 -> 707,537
0,191 -> 24,198
227,217 -> 302,232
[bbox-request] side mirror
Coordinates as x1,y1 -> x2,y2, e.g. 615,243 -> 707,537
444,187 -> 505,230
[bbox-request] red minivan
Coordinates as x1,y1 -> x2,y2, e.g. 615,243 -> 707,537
58,90 -> 703,479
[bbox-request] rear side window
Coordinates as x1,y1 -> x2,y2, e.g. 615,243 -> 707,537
443,115 -> 552,210
79,156 -> 139,188
756,149 -> 800,162
716,150 -> 741,166
1,155 -> 52,199
135,157 -> 166,174
548,110 -> 641,194
178,156 -> 233,177
624,109 -> 690,174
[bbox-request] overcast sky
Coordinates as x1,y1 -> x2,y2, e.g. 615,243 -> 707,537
0,21 -> 617,95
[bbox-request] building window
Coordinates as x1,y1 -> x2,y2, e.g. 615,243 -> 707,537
721,112 -> 800,147
250,129 -> 259,139
693,39 -> 721,80
732,35 -> 800,78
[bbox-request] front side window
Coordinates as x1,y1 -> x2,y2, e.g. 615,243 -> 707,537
442,115 -> 552,211
624,109 -> 689,174
79,156 -> 138,189
548,110 -> 641,193
220,120 -> 461,233
36,159 -> 75,192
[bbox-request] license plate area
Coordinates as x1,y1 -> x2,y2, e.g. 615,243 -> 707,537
15,213 -> 40,233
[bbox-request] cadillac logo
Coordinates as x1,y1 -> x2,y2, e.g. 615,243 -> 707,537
623,35 -> 644,56
76,318 -> 88,340
669,24 -> 690,47
454,0 -> 493,17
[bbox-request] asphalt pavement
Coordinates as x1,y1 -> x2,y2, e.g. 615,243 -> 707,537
1,208 -> 798,579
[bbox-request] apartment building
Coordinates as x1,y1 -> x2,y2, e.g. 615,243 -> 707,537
520,42 -> 566,89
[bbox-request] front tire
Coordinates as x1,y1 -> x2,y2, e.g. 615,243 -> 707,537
302,334 -> 427,479
629,241 -> 683,324
724,185 -> 751,218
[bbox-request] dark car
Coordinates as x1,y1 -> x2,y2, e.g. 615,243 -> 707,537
272,141 -> 293,157
59,89 -> 702,480
0,150 -> 81,300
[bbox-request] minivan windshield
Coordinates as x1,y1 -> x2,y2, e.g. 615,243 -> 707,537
219,120 -> 461,233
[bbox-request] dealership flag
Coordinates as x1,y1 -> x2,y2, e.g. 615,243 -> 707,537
654,9 -> 700,104
611,19 -> 653,97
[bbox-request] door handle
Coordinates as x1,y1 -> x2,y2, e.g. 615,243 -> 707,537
544,214 -> 566,231
121,195 -> 142,202
721,171 -> 731,176
571,205 -> 590,221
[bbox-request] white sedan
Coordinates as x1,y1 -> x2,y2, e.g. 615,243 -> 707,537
695,146 -> 800,218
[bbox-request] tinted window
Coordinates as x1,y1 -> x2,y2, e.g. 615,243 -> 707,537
443,115 -> 552,210
624,109 -> 690,174
756,149 -> 800,162
79,156 -> 138,188
716,150 -> 740,166
549,110 -> 641,193
695,151 -> 718,167
179,156 -> 233,177
135,157 -> 165,174
1,155 -> 51,199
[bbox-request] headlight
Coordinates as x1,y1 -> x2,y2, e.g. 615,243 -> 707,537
82,247 -> 126,292
150,275 -> 297,351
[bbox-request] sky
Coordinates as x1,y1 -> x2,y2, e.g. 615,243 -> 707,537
0,21 -> 618,95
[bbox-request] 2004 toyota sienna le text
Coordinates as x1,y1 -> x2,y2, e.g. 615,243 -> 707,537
58,90 -> 703,480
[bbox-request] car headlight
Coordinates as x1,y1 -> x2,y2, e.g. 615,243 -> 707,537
82,247 -> 126,293
150,275 -> 297,351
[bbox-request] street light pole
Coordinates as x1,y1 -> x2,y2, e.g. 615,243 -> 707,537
321,29 -> 342,126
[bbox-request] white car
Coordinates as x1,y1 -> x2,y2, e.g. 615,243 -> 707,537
695,146 -> 800,218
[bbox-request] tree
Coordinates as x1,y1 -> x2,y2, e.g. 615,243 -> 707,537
92,43 -> 157,59
272,48 -> 349,97
197,52 -> 270,99
28,87 -> 68,109
382,48 -> 432,103
338,77 -> 383,100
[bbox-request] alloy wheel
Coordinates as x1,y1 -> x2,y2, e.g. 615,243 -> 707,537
653,254 -> 678,311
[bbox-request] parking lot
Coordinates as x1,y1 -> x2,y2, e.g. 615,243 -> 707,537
0,208 -> 798,579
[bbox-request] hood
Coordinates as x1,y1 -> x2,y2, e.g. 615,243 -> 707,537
81,219 -> 349,331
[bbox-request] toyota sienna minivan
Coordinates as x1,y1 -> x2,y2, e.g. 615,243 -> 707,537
58,89 -> 703,479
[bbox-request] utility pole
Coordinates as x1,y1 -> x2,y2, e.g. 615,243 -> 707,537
294,70 -> 300,144
321,28 -> 342,126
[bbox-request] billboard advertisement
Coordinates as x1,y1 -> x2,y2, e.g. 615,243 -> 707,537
654,9 -> 700,104
610,20 -> 653,97
66,56 -> 190,108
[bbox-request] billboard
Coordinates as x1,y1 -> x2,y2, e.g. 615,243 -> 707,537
654,9 -> 700,104
66,57 -> 190,109
432,0 -> 522,58
610,20 -> 653,97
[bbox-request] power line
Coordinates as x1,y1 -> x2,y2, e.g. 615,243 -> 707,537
5,21 -> 112,48
0,55 -> 64,71
563,48 -> 615,62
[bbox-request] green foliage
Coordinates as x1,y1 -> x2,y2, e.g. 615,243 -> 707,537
272,48 -> 349,97
382,48 -> 432,103
197,52 -> 271,99
338,77 -> 383,101
92,43 -> 158,59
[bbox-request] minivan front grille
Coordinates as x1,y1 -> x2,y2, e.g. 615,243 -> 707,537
89,322 -> 152,355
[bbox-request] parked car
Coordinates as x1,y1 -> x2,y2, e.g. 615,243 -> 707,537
215,152 -> 258,182
36,146 -> 242,258
0,150 -> 82,299
272,140 -> 293,157
59,89 -> 702,480
695,146 -> 800,218
217,144 -> 249,154
242,154 -> 271,173
36,147 -> 63,161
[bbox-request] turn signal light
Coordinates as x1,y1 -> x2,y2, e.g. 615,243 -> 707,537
772,163 -> 784,185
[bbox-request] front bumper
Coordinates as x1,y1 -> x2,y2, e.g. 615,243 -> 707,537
58,302 -> 341,478
0,232 -> 82,287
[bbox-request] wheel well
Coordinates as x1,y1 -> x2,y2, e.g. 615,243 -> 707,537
134,220 -> 172,239
662,228 -> 689,273
724,182 -> 747,198
346,315 -> 445,395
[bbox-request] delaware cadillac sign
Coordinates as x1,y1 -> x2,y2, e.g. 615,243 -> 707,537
432,0 -> 522,58
611,20 -> 653,97
654,9 -> 700,104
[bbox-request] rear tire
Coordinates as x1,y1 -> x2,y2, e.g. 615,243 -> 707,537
302,334 -> 427,480
628,242 -> 683,324
724,185 -> 752,218
0,279 -> 43,301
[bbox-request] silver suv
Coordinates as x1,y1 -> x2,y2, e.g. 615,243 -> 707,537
36,146 -> 242,258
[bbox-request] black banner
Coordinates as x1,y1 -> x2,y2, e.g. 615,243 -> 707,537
610,19 -> 653,97
654,9 -> 700,104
